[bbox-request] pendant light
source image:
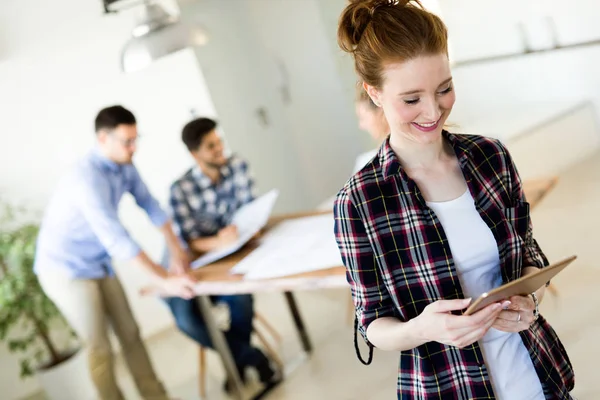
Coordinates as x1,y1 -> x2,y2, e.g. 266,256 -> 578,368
119,1 -> 208,73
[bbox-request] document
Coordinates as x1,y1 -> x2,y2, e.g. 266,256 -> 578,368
230,214 -> 343,280
190,189 -> 279,269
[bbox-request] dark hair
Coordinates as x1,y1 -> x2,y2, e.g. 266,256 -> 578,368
338,0 -> 448,89
181,117 -> 217,151
94,105 -> 136,133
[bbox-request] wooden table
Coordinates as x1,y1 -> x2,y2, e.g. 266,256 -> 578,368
144,177 -> 558,400
189,211 -> 347,296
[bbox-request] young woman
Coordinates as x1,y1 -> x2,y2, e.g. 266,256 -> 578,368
333,1 -> 575,398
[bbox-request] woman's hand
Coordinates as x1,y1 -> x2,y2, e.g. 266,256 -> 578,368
413,298 -> 506,348
492,295 -> 536,333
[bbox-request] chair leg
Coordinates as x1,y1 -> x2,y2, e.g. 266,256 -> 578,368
254,312 -> 281,344
254,327 -> 285,372
199,347 -> 206,398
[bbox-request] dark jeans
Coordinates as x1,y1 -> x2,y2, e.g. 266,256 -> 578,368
164,294 -> 267,373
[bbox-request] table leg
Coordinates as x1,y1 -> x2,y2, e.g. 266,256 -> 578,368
196,296 -> 246,400
284,292 -> 312,353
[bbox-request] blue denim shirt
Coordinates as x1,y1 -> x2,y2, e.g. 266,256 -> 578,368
34,147 -> 168,279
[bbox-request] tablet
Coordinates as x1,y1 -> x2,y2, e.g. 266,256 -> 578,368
463,255 -> 576,316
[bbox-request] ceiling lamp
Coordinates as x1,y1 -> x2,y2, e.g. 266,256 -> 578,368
117,1 -> 209,73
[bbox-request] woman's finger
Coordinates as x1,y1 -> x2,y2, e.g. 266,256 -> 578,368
491,318 -> 520,332
441,307 -> 501,342
493,310 -> 535,332
457,310 -> 501,347
466,302 -> 504,325
496,309 -> 521,321
508,295 -> 534,311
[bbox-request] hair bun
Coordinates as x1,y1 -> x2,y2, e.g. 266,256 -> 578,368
338,0 -> 413,53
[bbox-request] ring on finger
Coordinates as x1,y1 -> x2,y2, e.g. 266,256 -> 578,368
516,312 -> 521,323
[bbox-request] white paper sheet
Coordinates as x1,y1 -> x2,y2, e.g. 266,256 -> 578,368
190,189 -> 279,269
230,214 -> 343,280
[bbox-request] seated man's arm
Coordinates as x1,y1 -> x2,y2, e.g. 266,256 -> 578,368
169,183 -> 234,254
190,226 -> 237,253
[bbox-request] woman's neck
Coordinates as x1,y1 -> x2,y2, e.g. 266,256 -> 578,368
389,132 -> 450,170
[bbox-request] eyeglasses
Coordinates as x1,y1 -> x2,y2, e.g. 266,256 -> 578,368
111,134 -> 140,148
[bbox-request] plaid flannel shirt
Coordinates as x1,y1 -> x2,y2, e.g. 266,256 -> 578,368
334,132 -> 574,399
169,155 -> 255,244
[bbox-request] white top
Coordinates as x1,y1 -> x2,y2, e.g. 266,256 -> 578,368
426,190 -> 544,400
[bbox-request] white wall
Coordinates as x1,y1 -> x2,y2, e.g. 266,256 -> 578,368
244,0 -> 367,203
315,0 -> 368,146
436,0 -> 600,134
505,103 -> 600,180
0,1 -> 218,398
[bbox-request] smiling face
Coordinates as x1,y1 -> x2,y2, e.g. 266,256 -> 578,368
191,129 -> 228,169
365,53 -> 455,146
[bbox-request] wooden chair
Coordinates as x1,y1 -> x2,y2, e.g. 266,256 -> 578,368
198,312 -> 283,398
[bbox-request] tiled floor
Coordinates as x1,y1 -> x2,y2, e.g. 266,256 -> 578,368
28,153 -> 600,400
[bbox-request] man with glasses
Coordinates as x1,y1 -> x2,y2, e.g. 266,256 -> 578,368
34,105 -> 194,400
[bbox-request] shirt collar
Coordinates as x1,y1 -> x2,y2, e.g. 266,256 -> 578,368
191,161 -> 232,189
90,146 -> 121,173
380,130 -> 472,181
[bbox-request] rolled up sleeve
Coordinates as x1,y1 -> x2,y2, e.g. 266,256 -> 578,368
333,189 -> 396,346
77,175 -> 141,261
129,167 -> 169,227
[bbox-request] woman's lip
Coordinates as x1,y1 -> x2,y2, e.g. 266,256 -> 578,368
411,119 -> 440,132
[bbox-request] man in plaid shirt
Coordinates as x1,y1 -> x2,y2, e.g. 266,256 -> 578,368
163,117 -> 278,392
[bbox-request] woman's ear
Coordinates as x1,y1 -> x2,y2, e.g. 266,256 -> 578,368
363,82 -> 382,108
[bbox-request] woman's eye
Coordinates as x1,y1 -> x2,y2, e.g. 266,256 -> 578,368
439,85 -> 453,95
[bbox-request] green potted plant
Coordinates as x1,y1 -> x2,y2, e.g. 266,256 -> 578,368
0,203 -> 95,400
